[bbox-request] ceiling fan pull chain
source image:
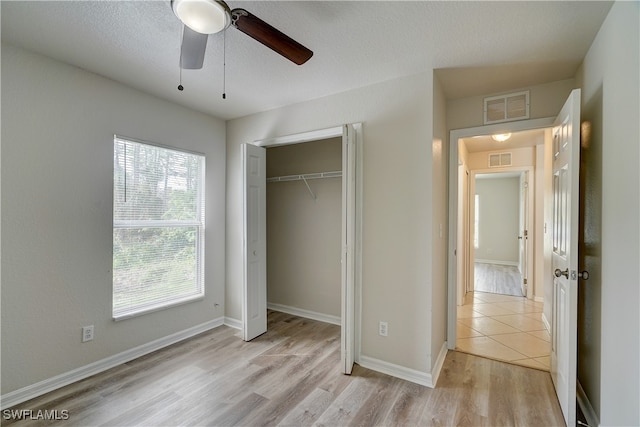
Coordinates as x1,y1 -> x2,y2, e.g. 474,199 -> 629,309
222,30 -> 226,99
178,25 -> 184,91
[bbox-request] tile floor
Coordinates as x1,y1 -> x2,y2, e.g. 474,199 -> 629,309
456,291 -> 551,371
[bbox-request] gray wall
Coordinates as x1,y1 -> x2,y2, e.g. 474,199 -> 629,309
1,44 -> 227,395
474,176 -> 520,264
446,78 -> 576,131
575,1 -> 639,424
226,70 -> 448,375
431,75 -> 449,369
266,139 -> 342,318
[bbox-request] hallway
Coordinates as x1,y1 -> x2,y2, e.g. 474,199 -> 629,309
456,291 -> 550,370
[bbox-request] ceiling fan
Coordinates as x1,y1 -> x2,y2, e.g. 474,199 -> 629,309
172,0 -> 314,70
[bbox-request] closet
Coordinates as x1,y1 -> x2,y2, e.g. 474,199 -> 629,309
265,138 -> 342,322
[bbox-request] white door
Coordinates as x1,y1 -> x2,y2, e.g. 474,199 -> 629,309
341,124 -> 356,375
550,88 -> 581,426
242,143 -> 267,341
518,172 -> 529,296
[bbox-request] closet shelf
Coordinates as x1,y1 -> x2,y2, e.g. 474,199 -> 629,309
266,170 -> 342,183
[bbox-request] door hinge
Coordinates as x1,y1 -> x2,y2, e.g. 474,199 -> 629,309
523,278 -> 528,285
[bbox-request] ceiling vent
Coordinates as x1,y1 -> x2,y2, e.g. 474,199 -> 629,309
484,90 -> 530,124
488,152 -> 512,167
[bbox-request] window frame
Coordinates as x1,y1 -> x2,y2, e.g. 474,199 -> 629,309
112,135 -> 206,321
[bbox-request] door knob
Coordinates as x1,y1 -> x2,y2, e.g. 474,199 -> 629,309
554,268 -> 569,278
577,271 -> 589,280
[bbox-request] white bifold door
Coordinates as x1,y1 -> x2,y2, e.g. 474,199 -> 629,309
242,143 -> 267,341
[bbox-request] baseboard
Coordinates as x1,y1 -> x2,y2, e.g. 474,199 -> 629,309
577,380 -> 599,427
475,259 -> 519,267
430,342 -> 448,387
267,302 -> 341,326
534,296 -> 544,303
0,317 -> 224,410
541,312 -> 551,332
224,316 -> 242,330
358,348 -> 445,389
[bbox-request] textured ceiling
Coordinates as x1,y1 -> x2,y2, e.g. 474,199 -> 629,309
1,1 -> 613,120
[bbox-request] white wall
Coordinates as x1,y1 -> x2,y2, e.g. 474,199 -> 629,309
539,132 -> 554,317
467,146 -> 536,170
1,44 -> 227,395
474,176 -> 520,264
266,139 -> 342,318
431,74 -> 448,370
226,71 -> 437,374
575,1 -> 640,425
456,141 -> 470,306
447,78 -> 576,131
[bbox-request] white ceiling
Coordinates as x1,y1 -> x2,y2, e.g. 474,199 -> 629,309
1,1 -> 613,120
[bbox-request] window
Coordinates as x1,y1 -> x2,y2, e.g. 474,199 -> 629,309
113,136 -> 205,320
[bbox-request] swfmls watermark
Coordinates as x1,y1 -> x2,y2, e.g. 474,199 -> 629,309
2,409 -> 70,421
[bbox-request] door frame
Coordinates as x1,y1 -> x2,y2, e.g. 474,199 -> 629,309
447,117 -> 554,348
248,123 -> 363,374
468,167 -> 534,297
518,169 -> 533,297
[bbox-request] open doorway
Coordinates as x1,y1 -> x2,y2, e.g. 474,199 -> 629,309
471,170 -> 531,297
449,125 -> 553,370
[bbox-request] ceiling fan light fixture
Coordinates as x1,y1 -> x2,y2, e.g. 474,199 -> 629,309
491,133 -> 512,142
172,0 -> 230,35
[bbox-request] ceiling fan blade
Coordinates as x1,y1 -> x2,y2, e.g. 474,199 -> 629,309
180,25 -> 208,69
231,9 -> 313,65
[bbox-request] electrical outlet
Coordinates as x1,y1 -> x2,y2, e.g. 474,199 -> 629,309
82,325 -> 94,342
378,321 -> 388,337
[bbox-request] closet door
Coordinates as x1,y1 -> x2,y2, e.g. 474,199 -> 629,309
341,124 -> 356,374
242,143 -> 267,341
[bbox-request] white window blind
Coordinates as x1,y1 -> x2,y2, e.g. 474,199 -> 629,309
113,136 -> 205,320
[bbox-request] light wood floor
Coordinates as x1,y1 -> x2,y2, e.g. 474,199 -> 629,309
474,262 -> 523,297
4,311 -> 565,426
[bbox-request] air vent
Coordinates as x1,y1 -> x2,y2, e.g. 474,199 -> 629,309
484,90 -> 530,124
488,152 -> 512,167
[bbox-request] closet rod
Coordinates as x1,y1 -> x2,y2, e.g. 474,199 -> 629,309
266,170 -> 342,183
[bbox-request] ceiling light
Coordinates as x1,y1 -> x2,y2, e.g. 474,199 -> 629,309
172,0 -> 230,35
491,133 -> 512,142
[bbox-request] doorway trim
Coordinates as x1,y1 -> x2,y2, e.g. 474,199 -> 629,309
252,123 -> 363,373
447,117 -> 554,349
468,167 -> 535,297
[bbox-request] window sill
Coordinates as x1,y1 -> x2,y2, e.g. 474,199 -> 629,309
113,294 -> 205,321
